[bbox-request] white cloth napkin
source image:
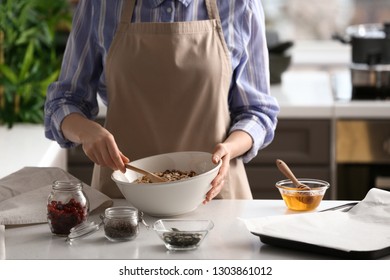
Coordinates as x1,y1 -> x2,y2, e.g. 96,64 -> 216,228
0,167 -> 113,225
0,225 -> 5,260
242,188 -> 390,252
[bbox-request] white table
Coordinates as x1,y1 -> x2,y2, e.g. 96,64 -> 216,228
0,124 -> 67,179
6,199 -> 385,260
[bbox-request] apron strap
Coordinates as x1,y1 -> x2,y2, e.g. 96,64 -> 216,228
205,0 -> 221,23
205,0 -> 231,69
120,0 -> 136,23
121,0 -> 221,26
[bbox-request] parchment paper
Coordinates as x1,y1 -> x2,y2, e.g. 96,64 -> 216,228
242,188 -> 390,252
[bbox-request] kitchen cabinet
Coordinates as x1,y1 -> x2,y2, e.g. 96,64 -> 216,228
67,145 -> 94,185
245,119 -> 332,199
335,119 -> 390,200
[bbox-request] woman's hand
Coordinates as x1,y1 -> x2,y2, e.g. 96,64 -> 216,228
203,130 -> 253,204
80,122 -> 129,173
203,143 -> 230,204
61,113 -> 129,173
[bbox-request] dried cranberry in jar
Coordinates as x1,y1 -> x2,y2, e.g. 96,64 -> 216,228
47,180 -> 89,236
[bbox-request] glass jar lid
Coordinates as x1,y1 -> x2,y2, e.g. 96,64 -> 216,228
104,206 -> 138,219
66,220 -> 101,244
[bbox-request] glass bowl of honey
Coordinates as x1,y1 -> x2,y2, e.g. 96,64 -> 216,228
276,179 -> 329,211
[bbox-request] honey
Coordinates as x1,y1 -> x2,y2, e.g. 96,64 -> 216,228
281,193 -> 323,211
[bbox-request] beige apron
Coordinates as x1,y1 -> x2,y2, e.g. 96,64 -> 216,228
91,0 -> 252,199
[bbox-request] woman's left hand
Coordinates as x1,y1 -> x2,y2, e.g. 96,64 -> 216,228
203,130 -> 253,204
203,143 -> 231,204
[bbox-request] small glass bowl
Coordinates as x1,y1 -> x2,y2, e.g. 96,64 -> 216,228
153,219 -> 214,251
276,179 -> 329,211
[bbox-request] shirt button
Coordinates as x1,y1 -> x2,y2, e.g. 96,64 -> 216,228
166,7 -> 172,13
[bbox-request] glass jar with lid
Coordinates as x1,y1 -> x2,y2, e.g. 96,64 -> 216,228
66,206 -> 147,244
101,206 -> 140,242
47,180 -> 89,236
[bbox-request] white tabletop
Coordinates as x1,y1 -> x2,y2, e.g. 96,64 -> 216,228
0,124 -> 67,179
5,199 -> 382,260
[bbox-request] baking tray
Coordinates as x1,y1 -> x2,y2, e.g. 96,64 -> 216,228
252,203 -> 390,259
253,232 -> 390,259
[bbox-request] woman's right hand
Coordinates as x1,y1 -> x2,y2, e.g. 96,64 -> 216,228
61,113 -> 129,173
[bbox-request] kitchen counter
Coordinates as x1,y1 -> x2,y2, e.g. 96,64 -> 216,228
0,124 -> 67,179
272,71 -> 334,119
6,198 -> 385,260
273,69 -> 390,119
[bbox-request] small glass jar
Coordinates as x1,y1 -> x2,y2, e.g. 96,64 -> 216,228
47,180 -> 89,236
101,206 -> 140,242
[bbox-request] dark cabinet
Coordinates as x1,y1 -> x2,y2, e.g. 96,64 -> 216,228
67,145 -> 95,185
336,119 -> 390,200
245,119 -> 331,199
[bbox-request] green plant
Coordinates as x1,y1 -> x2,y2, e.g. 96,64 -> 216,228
0,0 -> 72,128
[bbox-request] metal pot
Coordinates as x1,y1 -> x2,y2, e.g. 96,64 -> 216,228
334,23 -> 390,100
334,22 -> 390,65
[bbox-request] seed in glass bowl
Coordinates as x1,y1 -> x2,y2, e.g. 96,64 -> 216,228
162,231 -> 203,247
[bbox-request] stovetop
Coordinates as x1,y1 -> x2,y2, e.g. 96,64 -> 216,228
332,70 -> 390,101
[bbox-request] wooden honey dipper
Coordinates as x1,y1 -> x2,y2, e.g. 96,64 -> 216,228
276,159 -> 311,190
276,159 -> 315,206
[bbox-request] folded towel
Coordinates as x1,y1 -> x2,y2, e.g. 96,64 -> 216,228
0,167 -> 113,225
0,225 -> 4,260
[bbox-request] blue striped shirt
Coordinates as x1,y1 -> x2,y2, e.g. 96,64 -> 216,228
44,0 -> 280,163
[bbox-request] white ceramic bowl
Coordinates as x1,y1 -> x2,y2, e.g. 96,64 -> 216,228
112,151 -> 221,217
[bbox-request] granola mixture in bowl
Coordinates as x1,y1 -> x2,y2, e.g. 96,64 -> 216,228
134,169 -> 197,183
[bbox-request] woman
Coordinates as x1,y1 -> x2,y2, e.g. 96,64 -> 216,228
44,0 -> 279,202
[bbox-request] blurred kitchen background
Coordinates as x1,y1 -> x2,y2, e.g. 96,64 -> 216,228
255,0 -> 390,201
264,0 -> 389,41
1,0 -> 389,201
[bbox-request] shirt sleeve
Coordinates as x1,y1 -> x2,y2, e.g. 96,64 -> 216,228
44,0 -> 102,148
228,0 -> 280,163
